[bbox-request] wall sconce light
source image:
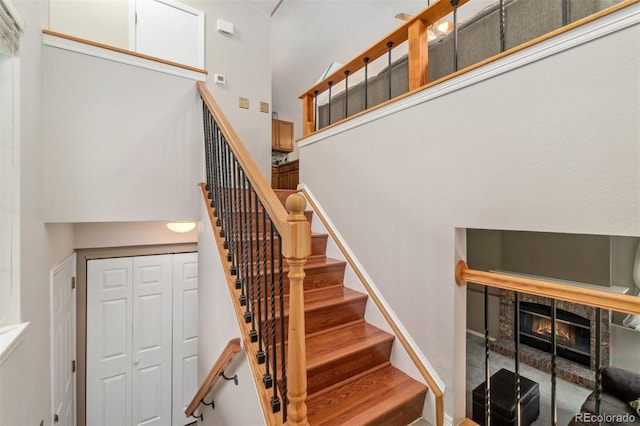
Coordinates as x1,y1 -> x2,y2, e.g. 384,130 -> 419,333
167,221 -> 196,233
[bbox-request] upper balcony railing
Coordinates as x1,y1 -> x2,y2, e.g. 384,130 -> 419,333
299,0 -> 638,137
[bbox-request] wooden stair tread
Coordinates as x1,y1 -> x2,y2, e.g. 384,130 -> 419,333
304,321 -> 393,369
263,285 -> 366,317
306,363 -> 428,425
250,256 -> 345,275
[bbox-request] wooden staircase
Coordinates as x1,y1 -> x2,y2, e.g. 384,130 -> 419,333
271,189 -> 428,425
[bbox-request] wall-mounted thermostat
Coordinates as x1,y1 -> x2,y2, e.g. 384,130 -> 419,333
214,74 -> 225,85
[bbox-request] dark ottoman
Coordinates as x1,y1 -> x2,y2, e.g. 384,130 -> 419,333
472,368 -> 540,426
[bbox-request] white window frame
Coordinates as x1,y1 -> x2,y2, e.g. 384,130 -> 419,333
0,0 -> 26,364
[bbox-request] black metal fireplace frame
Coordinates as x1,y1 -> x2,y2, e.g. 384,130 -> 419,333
519,301 -> 591,367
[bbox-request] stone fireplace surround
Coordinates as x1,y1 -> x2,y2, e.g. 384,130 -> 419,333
489,290 -> 609,389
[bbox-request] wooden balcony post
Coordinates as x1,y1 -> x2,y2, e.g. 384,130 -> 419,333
301,93 -> 315,137
408,18 -> 429,90
284,193 -> 311,426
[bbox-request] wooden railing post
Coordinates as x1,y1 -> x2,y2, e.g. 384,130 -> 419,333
302,93 -> 315,136
284,193 -> 311,425
408,18 -> 428,90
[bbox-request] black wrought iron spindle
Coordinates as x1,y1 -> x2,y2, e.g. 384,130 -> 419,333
313,90 -> 318,131
364,57 -> 369,109
210,118 -> 220,216
327,81 -> 333,125
262,206 -> 272,389
387,42 -> 393,100
270,222 -> 280,413
203,104 -> 213,193
484,286 -> 491,425
499,0 -> 506,53
514,292 -> 521,426
562,0 -> 569,26
238,165 -> 247,306
248,182 -> 258,342
235,159 -> 244,296
344,70 -> 350,118
213,122 -> 223,227
451,0 -> 459,71
228,150 -> 237,274
595,308 -> 602,418
278,232 -> 287,421
255,193 -> 265,364
221,137 -> 231,245
551,299 -> 558,426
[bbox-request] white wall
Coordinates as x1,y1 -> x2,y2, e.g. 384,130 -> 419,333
74,222 -> 196,248
49,0 -> 129,48
43,46 -> 203,222
182,0 -> 273,179
0,1 -> 76,425
197,199 -> 265,425
298,16 -> 639,423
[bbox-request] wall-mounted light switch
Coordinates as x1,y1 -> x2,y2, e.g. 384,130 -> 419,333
259,102 -> 269,113
239,97 -> 249,109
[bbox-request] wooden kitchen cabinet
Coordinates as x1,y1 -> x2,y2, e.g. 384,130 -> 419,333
272,119 -> 294,152
272,161 -> 299,190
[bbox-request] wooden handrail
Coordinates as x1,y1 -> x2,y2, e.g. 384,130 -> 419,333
456,261 -> 640,315
298,0 -> 468,98
185,337 -> 242,417
42,29 -> 208,75
298,0 -> 468,136
299,187 -> 443,425
298,0 -> 638,137
197,82 -> 294,254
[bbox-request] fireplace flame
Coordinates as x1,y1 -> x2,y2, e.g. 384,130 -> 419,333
534,319 -> 575,345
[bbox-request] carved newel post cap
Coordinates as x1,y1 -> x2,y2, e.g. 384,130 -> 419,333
286,193 -> 307,219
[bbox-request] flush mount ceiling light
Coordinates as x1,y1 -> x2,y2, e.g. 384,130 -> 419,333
166,221 -> 196,233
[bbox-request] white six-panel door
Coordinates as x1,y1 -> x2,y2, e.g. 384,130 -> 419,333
87,254 -> 197,426
87,258 -> 134,426
51,253 -> 76,426
172,253 -> 198,426
132,255 -> 173,426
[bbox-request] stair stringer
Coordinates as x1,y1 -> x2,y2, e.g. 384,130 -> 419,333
299,183 -> 447,426
197,188 -> 276,425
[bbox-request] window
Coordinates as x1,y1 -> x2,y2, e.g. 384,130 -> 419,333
0,0 -> 24,331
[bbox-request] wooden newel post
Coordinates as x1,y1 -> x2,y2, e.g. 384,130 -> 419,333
284,193 -> 311,426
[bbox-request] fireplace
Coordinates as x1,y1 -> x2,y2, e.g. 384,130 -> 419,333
519,302 -> 591,367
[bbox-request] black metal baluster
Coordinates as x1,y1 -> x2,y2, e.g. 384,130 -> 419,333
202,104 -> 213,193
313,90 -> 318,131
344,70 -> 350,118
278,232 -> 287,421
484,286 -> 491,425
551,299 -> 558,426
247,182 -> 258,342
499,0 -> 506,53
234,158 -> 243,294
451,0 -> 459,72
562,0 -> 569,26
229,153 -> 238,275
211,118 -> 221,217
213,122 -> 223,228
270,222 -> 280,413
262,207 -> 272,389
364,57 -> 369,109
327,81 -> 333,125
595,308 -> 602,421
255,194 -> 265,364
238,166 -> 247,307
514,291 -> 521,426
387,42 -> 393,100
221,138 -> 230,245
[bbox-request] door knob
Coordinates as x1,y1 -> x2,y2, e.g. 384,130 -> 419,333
134,359 -> 140,365
54,414 -> 59,423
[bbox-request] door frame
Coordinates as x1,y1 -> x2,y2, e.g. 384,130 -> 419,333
51,252 -> 77,426
76,243 -> 197,426
128,0 -> 205,68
